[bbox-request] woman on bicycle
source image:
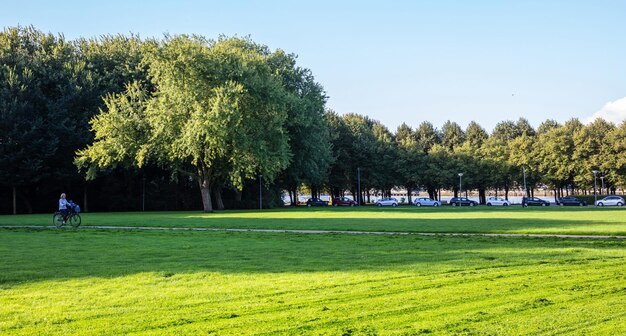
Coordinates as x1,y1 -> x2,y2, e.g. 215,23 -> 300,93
59,193 -> 69,223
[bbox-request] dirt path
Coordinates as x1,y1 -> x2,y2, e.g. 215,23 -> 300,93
2,225 -> 625,239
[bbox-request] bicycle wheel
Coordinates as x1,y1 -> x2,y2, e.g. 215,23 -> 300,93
53,213 -> 64,228
69,214 -> 82,228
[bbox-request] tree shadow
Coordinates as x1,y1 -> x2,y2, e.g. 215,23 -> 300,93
0,227 -> 623,287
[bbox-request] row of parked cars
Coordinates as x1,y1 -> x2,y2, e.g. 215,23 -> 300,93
306,195 -> 625,207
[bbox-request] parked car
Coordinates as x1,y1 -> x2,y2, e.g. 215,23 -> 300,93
306,198 -> 328,207
332,197 -> 357,206
486,197 -> 511,206
557,196 -> 587,206
449,197 -> 479,206
413,197 -> 441,207
595,196 -> 624,206
375,197 -> 399,207
521,197 -> 550,207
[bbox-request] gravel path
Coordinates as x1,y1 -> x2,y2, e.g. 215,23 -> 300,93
1,225 -> 625,239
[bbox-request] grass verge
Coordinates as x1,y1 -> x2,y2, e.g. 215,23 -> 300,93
0,229 -> 624,335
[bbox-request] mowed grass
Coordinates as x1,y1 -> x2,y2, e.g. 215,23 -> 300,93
0,229 -> 624,335
1,206 -> 626,235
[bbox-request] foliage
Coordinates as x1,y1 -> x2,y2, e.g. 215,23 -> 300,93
77,36 -> 297,212
3,25 -> 626,213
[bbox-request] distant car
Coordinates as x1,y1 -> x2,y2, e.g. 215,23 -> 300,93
332,197 -> 357,206
413,197 -> 440,207
306,198 -> 328,207
375,197 -> 399,207
486,197 -> 511,206
522,197 -> 550,207
557,196 -> 587,206
595,196 -> 624,206
449,197 -> 478,206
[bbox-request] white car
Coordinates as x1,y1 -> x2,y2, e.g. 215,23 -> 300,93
375,197 -> 399,207
413,197 -> 441,207
595,196 -> 624,206
486,197 -> 511,206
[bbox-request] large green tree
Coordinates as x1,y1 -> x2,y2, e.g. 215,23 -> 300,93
0,26 -> 84,213
272,51 -> 332,204
77,35 -> 293,212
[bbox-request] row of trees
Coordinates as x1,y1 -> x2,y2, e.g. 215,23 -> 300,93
2,26 -> 625,213
1,26 -> 331,213
325,114 -> 626,205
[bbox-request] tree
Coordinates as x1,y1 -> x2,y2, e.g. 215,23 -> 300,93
515,118 -> 536,137
441,120 -> 465,151
0,26 -> 82,214
465,121 -> 488,148
537,119 -> 560,135
416,121 -> 440,153
326,110 -> 354,198
480,136 -> 513,199
509,134 -> 540,197
395,123 -> 423,203
605,121 -> 626,190
572,119 -> 615,191
534,121 -> 580,200
343,114 -> 378,203
459,121 -> 489,203
272,51 -> 332,205
77,35 -> 292,212
491,120 -> 518,141
371,121 -> 398,197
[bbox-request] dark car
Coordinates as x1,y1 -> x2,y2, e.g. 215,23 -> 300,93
557,196 -> 587,206
332,197 -> 357,206
449,197 -> 478,206
306,198 -> 328,207
522,197 -> 550,207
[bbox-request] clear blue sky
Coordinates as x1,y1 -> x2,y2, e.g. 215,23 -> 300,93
3,0 -> 626,131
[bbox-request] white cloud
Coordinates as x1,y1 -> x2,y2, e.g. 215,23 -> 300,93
587,96 -> 626,124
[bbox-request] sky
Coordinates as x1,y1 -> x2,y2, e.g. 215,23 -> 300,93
3,0 -> 626,132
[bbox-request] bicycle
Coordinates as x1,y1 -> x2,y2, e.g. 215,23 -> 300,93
53,205 -> 81,228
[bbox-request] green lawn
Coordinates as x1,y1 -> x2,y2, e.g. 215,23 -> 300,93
1,209 -> 625,334
0,228 -> 624,335
1,206 -> 625,235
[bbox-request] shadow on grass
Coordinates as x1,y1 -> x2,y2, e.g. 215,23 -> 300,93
77,216 -> 626,236
0,228 -> 624,286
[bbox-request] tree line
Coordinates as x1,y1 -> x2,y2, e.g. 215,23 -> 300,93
1,26 -> 625,213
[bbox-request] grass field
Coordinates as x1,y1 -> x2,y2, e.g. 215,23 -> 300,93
1,206 -> 625,236
1,208 -> 625,335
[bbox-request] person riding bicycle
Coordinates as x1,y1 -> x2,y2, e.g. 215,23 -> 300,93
59,193 -> 71,223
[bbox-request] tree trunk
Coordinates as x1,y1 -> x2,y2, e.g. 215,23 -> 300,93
213,188 -> 224,210
479,188 -> 486,205
427,186 -> 435,200
406,185 -> 412,204
12,185 -> 16,215
234,189 -> 242,202
199,178 -> 213,212
504,185 -> 509,200
16,189 -> 33,214
84,184 -> 88,213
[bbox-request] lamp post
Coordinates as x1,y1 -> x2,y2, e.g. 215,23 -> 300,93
592,170 -> 599,206
357,167 -> 361,205
458,173 -> 463,206
600,176 -> 605,195
259,174 -> 263,210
